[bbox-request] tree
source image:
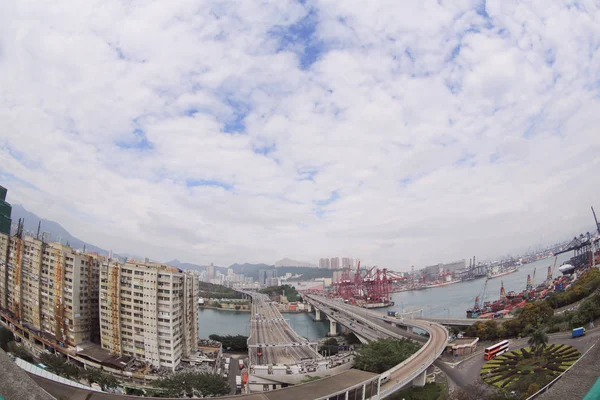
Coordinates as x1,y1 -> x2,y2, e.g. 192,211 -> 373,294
522,383 -> 541,400
316,337 -> 338,355
527,329 -> 548,356
0,327 -> 14,351
153,372 -> 230,397
258,285 -> 300,302
85,368 -> 119,390
208,334 -> 248,351
7,341 -> 34,363
354,339 -> 420,373
39,353 -> 81,379
519,302 -> 554,329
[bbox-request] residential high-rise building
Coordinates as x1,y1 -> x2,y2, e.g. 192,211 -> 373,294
0,232 -> 9,311
258,269 -> 277,285
332,270 -> 344,283
99,260 -> 198,371
206,263 -> 215,281
318,258 -> 330,269
265,277 -> 280,287
0,234 -> 101,346
330,257 -> 340,270
341,257 -> 355,269
0,185 -> 11,235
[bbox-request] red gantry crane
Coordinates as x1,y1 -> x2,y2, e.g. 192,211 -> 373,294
331,261 -> 402,308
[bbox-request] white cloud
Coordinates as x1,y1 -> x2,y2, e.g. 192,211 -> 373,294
1,0 -> 599,269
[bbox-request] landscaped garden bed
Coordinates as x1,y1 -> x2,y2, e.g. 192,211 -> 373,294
480,344 -> 581,391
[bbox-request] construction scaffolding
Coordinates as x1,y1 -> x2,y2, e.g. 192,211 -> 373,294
53,250 -> 66,343
108,264 -> 121,354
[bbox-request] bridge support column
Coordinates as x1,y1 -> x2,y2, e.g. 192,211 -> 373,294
407,326 -> 413,334
314,308 -> 322,321
327,320 -> 338,337
412,370 -> 426,387
306,303 -> 312,313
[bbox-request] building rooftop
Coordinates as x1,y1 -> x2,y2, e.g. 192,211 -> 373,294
29,368 -> 377,400
0,349 -> 55,400
447,337 -> 479,347
77,343 -> 134,370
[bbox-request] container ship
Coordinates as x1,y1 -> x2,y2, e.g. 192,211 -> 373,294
487,265 -> 518,279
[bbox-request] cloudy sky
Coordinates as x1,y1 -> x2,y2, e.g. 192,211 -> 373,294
1,1 -> 599,270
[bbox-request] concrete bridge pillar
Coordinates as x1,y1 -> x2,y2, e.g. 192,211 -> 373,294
314,308 -> 322,321
306,303 -> 312,313
407,326 -> 413,334
412,370 -> 426,387
327,320 -> 338,336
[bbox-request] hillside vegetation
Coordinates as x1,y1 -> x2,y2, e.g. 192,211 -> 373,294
198,282 -> 243,299
354,339 -> 420,373
259,284 -> 300,302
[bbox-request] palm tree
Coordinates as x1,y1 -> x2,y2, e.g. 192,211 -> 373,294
528,329 -> 548,356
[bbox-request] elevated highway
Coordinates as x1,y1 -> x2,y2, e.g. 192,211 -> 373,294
24,293 -> 449,400
309,300 -> 387,343
418,316 -> 512,326
247,292 -> 320,366
416,317 -> 478,326
305,295 -> 449,398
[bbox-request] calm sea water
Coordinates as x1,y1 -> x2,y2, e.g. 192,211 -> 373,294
384,253 -> 572,319
198,253 -> 572,338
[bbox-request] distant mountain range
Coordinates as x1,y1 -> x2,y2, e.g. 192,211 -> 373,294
10,204 -> 109,255
8,204 -> 309,276
274,258 -> 317,268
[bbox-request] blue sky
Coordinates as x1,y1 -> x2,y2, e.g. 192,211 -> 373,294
0,0 -> 599,269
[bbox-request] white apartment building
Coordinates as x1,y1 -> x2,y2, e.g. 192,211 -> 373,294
99,260 -> 198,371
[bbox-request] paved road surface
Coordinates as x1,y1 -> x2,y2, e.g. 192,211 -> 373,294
306,295 -> 448,394
438,326 -> 600,391
247,292 -> 320,366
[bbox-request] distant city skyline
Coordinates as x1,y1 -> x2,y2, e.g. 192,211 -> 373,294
3,199 -> 589,273
1,2 -> 599,270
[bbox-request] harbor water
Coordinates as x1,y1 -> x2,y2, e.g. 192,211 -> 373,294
198,254 -> 573,338
384,253 -> 572,319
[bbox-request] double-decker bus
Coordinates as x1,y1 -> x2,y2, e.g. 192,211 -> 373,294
484,340 -> 509,360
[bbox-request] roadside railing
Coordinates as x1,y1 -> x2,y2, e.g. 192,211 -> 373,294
378,325 -> 447,398
307,295 -> 449,400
